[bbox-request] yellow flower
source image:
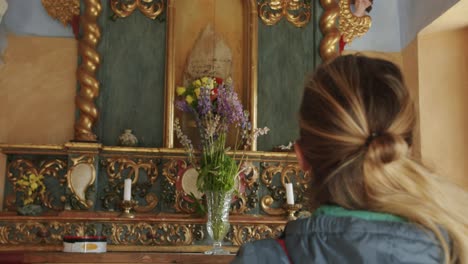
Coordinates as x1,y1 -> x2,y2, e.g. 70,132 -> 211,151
186,95 -> 194,104
192,79 -> 202,88
207,80 -> 214,90
201,77 -> 209,85
176,86 -> 186,96
194,88 -> 201,98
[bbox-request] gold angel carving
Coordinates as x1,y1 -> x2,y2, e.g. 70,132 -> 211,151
338,0 -> 373,43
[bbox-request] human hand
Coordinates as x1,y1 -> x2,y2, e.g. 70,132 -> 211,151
353,0 -> 372,17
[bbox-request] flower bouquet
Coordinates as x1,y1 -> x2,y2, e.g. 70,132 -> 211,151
175,76 -> 268,254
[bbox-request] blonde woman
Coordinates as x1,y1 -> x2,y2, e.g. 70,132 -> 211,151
232,55 -> 468,264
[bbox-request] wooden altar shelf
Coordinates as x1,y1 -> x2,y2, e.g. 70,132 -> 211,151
0,212 -> 287,253
0,252 -> 235,264
0,143 -> 298,161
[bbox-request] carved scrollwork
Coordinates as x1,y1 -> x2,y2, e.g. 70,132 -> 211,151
105,223 -> 196,246
261,195 -> 285,215
230,224 -> 284,246
66,155 -> 96,209
110,0 -> 165,20
258,0 -> 311,28
260,162 -> 311,215
162,159 -> 185,184
101,158 -> 159,211
242,161 -> 259,188
7,159 -> 68,210
162,159 -> 200,213
0,222 -> 96,245
231,194 -> 248,215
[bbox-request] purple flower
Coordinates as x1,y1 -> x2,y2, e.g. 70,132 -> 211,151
175,100 -> 192,113
216,84 -> 247,131
197,87 -> 212,116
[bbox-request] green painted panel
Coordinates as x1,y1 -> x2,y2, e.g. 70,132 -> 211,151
257,3 -> 322,151
95,2 -> 167,147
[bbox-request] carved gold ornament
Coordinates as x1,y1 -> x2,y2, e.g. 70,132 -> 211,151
101,157 -> 159,212
7,159 -> 67,210
230,224 -> 284,246
66,156 -> 96,209
0,222 -> 95,245
41,0 -> 79,26
75,0 -> 101,142
319,0 -> 340,61
338,0 -> 372,43
260,162 -> 311,216
258,0 -> 311,28
106,223 -> 197,245
110,0 -> 165,20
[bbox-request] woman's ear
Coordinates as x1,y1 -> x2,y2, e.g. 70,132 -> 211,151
294,142 -> 311,171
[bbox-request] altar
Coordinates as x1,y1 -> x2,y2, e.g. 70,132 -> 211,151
0,0 -> 344,257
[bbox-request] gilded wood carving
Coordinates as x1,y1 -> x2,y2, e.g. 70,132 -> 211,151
101,158 -> 159,212
41,0 -> 79,26
66,155 -> 96,209
110,0 -> 165,20
338,0 -> 372,43
75,0 -> 102,142
71,0 -> 337,146
7,159 -> 67,211
260,162 -> 311,216
319,0 -> 341,61
0,222 -> 96,245
258,0 -> 311,28
230,224 -> 284,246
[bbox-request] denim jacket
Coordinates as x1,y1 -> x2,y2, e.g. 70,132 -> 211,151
232,206 -> 444,264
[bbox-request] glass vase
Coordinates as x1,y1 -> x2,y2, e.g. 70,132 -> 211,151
204,190 -> 233,255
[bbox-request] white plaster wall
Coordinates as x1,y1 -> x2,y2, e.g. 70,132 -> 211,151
398,0 -> 460,48
347,0 -> 460,52
4,0 -> 73,37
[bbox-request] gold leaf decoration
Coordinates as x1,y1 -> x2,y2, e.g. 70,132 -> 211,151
110,0 -> 165,20
41,0 -> 80,26
338,0 -> 372,43
258,0 -> 311,28
7,159 -> 67,210
319,0 -> 341,61
75,0 -> 102,141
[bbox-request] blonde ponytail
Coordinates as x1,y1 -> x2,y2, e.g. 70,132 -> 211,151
298,55 -> 468,263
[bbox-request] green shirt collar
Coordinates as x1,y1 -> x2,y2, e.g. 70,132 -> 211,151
313,205 -> 406,223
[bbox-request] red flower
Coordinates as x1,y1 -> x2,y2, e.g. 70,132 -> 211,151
215,77 -> 223,85
210,88 -> 218,101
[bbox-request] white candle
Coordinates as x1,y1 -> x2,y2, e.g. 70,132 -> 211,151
123,178 -> 132,201
285,183 -> 294,205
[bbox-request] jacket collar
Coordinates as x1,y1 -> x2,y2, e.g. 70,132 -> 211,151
313,205 -> 407,222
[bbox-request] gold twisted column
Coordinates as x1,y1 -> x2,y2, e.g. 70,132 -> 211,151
319,0 -> 340,62
75,0 -> 102,142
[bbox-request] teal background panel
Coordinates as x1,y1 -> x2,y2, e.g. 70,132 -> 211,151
257,2 -> 322,151
95,2 -> 167,147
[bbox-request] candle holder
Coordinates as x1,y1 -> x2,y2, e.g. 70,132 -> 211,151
119,199 -> 137,218
283,203 -> 302,221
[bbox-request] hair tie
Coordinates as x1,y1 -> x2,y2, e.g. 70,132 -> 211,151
365,132 -> 379,147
